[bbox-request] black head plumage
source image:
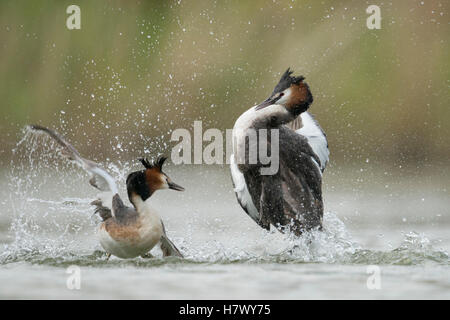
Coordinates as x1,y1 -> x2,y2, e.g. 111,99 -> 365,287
139,156 -> 167,170
271,68 -> 305,96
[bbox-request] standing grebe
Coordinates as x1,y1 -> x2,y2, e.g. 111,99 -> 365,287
29,125 -> 184,259
230,68 -> 329,235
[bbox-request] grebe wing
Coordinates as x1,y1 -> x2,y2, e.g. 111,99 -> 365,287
28,125 -> 119,196
159,220 -> 183,258
286,112 -> 329,173
246,128 -> 323,234
278,130 -> 324,232
29,124 -> 120,217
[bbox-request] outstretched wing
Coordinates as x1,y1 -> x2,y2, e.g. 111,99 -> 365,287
28,125 -> 119,195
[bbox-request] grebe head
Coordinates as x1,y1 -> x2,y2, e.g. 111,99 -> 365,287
126,156 -> 184,204
255,68 -> 313,117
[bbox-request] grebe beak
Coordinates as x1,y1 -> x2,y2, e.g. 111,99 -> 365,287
168,181 -> 185,191
255,97 -> 277,111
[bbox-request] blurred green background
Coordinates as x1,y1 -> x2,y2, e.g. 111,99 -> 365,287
0,0 -> 449,168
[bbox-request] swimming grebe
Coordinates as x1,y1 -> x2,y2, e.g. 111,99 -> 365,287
29,125 -> 184,259
230,68 -> 329,235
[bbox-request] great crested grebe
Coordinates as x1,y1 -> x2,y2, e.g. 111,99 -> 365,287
230,68 -> 329,236
29,125 -> 184,259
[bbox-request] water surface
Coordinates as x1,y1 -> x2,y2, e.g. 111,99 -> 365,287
0,134 -> 449,299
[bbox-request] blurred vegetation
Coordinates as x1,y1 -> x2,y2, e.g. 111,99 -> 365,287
0,0 -> 449,168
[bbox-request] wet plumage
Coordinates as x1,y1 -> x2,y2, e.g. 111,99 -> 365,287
29,125 -> 184,259
230,68 -> 329,235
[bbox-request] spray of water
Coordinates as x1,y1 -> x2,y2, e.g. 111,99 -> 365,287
0,129 -> 448,267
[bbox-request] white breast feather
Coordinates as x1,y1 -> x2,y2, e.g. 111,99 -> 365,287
98,199 -> 163,259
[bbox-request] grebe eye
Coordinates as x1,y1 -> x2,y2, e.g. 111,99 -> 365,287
279,92 -> 284,97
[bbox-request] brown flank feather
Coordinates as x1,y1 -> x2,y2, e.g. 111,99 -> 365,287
102,219 -> 142,244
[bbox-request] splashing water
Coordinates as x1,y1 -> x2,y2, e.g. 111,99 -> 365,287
0,129 -> 448,268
